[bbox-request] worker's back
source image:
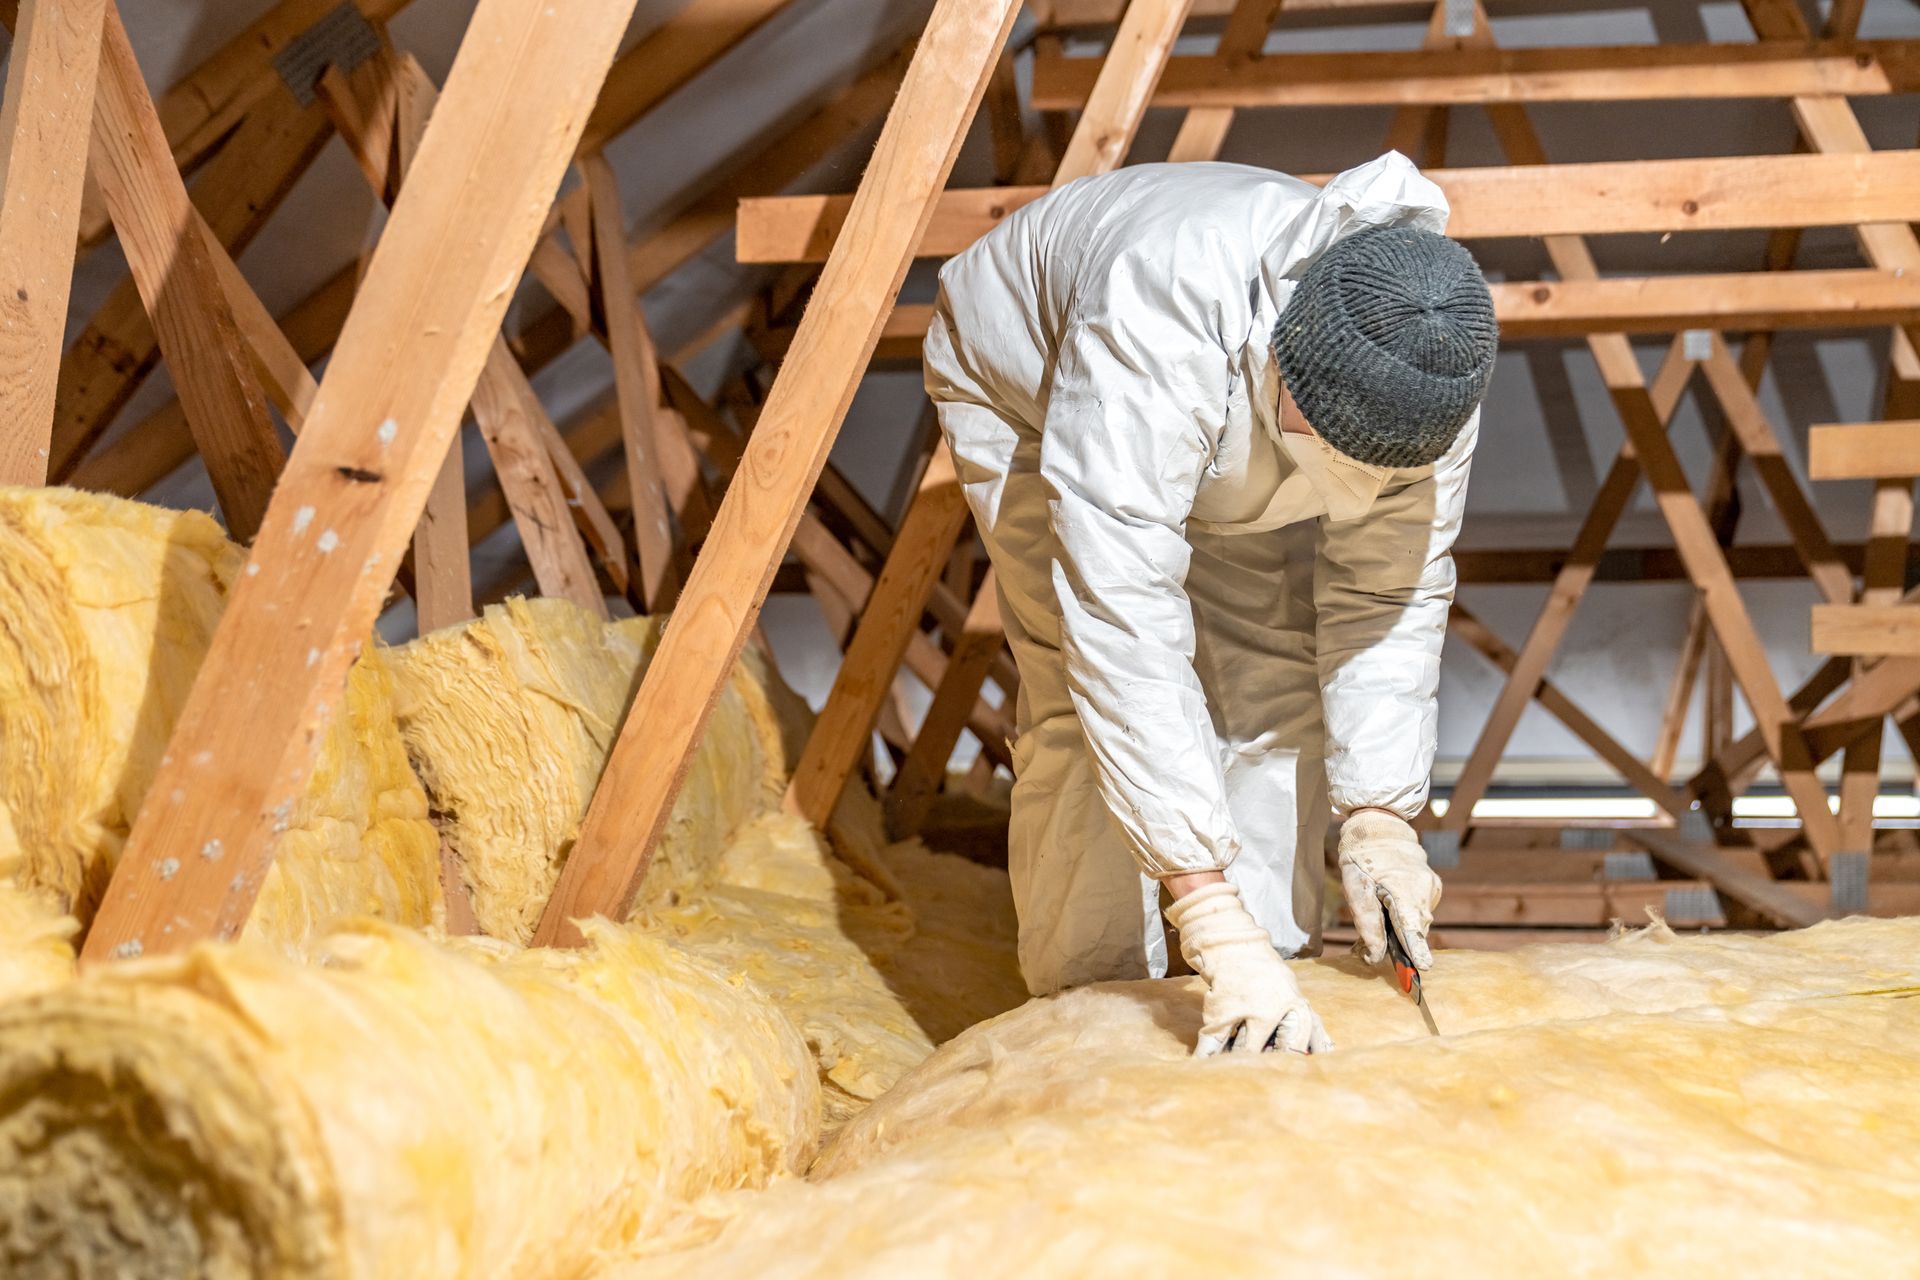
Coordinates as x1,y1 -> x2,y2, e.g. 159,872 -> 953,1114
930,162 -> 1324,429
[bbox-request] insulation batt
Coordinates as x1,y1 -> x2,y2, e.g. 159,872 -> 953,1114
0,920 -> 819,1280
0,869 -> 74,998
0,488 -> 441,951
383,597 -> 787,944
384,599 -> 964,1118
609,919 -> 1920,1278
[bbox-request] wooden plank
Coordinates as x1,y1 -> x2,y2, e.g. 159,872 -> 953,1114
0,0 -> 110,484
82,0 -> 639,963
50,85 -> 330,483
319,56 -> 472,633
1813,606 -> 1920,658
1052,0 -> 1194,181
469,342 -> 610,618
1650,600 -> 1709,782
886,568 -> 1005,837
1626,829 -> 1825,929
859,269 -> 1920,361
1697,338 -> 1851,606
1031,40 -> 1920,109
90,6 -> 283,541
584,154 -> 679,610
533,0 -> 1020,949
1166,0 -> 1283,163
788,443 -> 973,826
1809,422 -> 1920,480
737,152 -> 1920,263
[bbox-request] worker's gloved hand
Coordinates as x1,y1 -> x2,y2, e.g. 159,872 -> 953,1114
1339,810 -> 1442,970
1165,881 -> 1332,1057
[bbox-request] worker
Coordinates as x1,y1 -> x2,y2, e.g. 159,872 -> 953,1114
922,152 -> 1498,1057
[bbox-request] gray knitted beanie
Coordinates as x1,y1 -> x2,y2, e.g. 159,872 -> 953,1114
1271,225 -> 1497,469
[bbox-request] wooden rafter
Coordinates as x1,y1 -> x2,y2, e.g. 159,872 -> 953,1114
0,0 -> 110,484
533,0 -> 1023,949
738,151 -> 1920,264
83,0 -> 642,962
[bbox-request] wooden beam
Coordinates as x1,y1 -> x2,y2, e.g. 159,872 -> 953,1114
885,569 -> 1006,837
1031,40 -> 1920,110
533,0 -> 1020,949
470,343 -> 610,618
1626,829 -> 1825,929
319,56 -> 473,634
1696,338 -> 1851,607
1052,0 -> 1195,181
0,0 -> 110,484
1166,0 -> 1283,163
1813,606 -> 1920,658
50,85 -> 332,482
787,441 -> 972,826
90,6 -> 283,541
736,152 -> 1920,263
82,0 -> 639,963
584,154 -> 680,610
1809,422 -> 1920,480
854,269 -> 1920,361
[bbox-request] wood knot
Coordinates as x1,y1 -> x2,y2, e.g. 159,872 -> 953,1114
336,465 -> 384,484
1532,286 -> 1551,303
1681,199 -> 1700,216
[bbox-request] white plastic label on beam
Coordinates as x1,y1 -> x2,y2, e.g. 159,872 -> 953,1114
1444,0 -> 1476,37
1682,329 -> 1714,361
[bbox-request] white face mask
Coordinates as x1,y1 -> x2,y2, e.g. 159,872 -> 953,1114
1279,429 -> 1391,522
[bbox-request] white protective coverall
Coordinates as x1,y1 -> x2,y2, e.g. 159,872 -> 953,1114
923,153 -> 1476,995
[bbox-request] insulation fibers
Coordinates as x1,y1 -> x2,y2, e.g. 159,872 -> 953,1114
384,598 -> 786,943
608,919 -> 1920,1278
0,488 -> 441,952
643,812 -> 935,1128
0,920 -> 818,1280
0,872 -> 74,998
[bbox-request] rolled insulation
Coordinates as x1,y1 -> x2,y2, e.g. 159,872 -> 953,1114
643,812 -> 935,1127
0,920 -> 818,1280
384,598 -> 788,943
609,919 -> 1920,1278
0,489 -> 441,952
0,871 -> 74,998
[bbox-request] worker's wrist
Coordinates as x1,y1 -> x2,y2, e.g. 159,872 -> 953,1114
1161,869 -> 1227,902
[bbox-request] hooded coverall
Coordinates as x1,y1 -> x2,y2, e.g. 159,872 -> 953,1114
922,153 -> 1477,995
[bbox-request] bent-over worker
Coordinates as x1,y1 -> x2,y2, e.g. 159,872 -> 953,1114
923,153 -> 1498,1057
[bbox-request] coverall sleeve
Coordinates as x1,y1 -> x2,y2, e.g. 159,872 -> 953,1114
1315,410 -> 1479,819
1039,312 -> 1243,879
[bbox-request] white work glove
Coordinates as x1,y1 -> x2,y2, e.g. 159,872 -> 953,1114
1165,881 -> 1332,1057
1338,810 -> 1442,970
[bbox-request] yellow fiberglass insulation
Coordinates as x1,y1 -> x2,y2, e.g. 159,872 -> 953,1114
0,870 -> 75,999
0,487 -> 442,953
609,918 -> 1920,1278
383,598 -> 787,944
0,919 -> 818,1280
642,811 -> 935,1128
